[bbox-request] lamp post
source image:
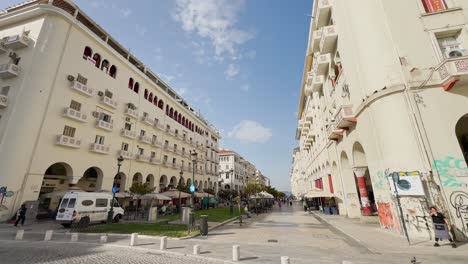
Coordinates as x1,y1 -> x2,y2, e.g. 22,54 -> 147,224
178,170 -> 183,214
229,168 -> 234,215
391,172 -> 410,244
190,150 -> 198,208
107,155 -> 124,224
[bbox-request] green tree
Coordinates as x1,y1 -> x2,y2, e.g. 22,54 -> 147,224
203,188 -> 215,195
129,183 -> 156,216
243,183 -> 263,197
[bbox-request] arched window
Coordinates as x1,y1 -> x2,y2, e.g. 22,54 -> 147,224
153,96 -> 158,106
174,111 -> 178,121
169,108 -> 174,118
149,93 -> 153,102
93,53 -> 101,68
83,46 -> 92,58
109,65 -> 117,78
101,59 -> 109,73
158,100 -> 164,110
144,89 -> 148,99
134,82 -> 140,93
178,114 -> 182,123
166,105 -> 169,115
456,114 -> 468,165
128,78 -> 134,90
182,117 -> 185,126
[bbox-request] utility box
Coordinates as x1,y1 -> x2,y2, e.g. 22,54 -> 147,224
200,215 -> 208,236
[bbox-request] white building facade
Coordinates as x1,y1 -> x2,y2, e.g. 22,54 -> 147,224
291,0 -> 468,241
0,0 -> 220,221
218,150 -> 247,191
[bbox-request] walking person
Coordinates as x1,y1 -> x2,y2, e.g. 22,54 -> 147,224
430,206 -> 457,248
14,204 -> 27,227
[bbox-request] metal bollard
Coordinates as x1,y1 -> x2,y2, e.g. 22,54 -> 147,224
15,230 -> 24,240
44,230 -> 53,241
232,245 -> 240,262
71,233 -> 79,242
193,244 -> 200,255
130,233 -> 138,246
100,235 -> 108,243
281,256 -> 290,264
160,236 -> 167,250
199,215 -> 208,236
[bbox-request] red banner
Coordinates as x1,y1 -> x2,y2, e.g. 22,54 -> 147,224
422,0 -> 447,13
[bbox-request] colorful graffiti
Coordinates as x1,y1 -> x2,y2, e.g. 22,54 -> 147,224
377,202 -> 400,231
433,156 -> 468,187
450,191 -> 468,234
374,170 -> 391,191
0,186 -> 15,212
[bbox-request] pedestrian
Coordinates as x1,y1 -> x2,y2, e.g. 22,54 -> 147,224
430,206 -> 457,248
278,199 -> 282,209
289,200 -> 293,206
303,200 -> 308,213
14,204 -> 27,227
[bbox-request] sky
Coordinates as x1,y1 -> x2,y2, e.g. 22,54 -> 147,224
1,0 -> 312,191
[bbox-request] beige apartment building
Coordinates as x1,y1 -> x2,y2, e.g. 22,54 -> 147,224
291,0 -> 468,241
0,0 -> 220,221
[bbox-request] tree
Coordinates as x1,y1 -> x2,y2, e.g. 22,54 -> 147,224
129,183 -> 156,218
243,183 -> 263,197
203,188 -> 215,195
218,189 -> 238,201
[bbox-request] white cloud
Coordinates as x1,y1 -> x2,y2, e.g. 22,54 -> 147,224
173,0 -> 253,60
225,64 -> 240,80
240,84 -> 250,91
228,120 -> 272,144
121,8 -> 132,18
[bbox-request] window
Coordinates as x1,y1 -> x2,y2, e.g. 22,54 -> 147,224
69,100 -> 81,111
100,113 -> 112,123
128,78 -> 134,90
144,89 -> 148,99
95,198 -> 108,207
225,165 -> 229,170
63,126 -> 76,137
149,93 -> 153,102
93,53 -> 101,68
140,130 -> 146,136
95,135 -> 105,145
104,90 -> 113,98
121,142 -> 129,151
0,86 -> 9,96
174,144 -> 177,151
422,0 -> 447,13
134,82 -> 140,93
125,123 -> 132,130
60,198 -> 69,209
163,155 -> 168,162
151,151 -> 156,158
138,148 -> 144,155
101,59 -> 109,73
164,140 -> 169,147
83,46 -> 92,58
152,135 -> 157,144
77,74 -> 87,85
173,158 -> 176,164
158,99 -> 164,109
67,198 -> 76,208
109,65 -> 117,78
437,31 -> 464,59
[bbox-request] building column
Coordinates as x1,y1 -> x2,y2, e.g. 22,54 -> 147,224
352,166 -> 372,216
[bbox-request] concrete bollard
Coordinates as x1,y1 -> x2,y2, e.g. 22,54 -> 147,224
71,233 -> 79,242
193,244 -> 200,255
160,236 -> 167,250
130,233 -> 138,246
281,256 -> 290,264
232,245 -> 240,262
15,230 -> 24,240
100,235 -> 108,243
44,230 -> 53,241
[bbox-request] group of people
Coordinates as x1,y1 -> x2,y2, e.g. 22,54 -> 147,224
276,198 -> 293,208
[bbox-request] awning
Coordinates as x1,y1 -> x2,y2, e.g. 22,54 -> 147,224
142,193 -> 172,201
304,189 -> 335,198
114,191 -> 134,198
250,191 -> 274,199
160,189 -> 191,199
194,192 -> 212,198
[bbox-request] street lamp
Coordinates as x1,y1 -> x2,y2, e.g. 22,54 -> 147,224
107,155 -> 124,224
190,150 -> 198,208
178,170 -> 183,214
228,168 -> 234,215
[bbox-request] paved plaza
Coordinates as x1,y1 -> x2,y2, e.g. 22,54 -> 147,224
1,203 -> 467,263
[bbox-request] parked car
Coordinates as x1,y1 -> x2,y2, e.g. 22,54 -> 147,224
56,191 -> 124,228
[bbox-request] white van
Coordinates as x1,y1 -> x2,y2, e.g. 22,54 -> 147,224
56,191 -> 124,228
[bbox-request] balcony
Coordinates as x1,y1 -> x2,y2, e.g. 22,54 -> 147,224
141,115 -> 154,126
436,56 -> 468,91
136,154 -> 151,163
310,29 -> 323,54
304,73 -> 314,96
162,160 -> 170,167
150,158 -> 161,165
306,132 -> 315,143
121,129 -> 137,139
119,150 -> 134,160
152,140 -> 163,148
174,149 -> 182,156
95,120 -> 113,132
125,108 -> 138,119
139,135 -> 152,145
311,75 -> 324,93
70,80 -> 93,97
327,124 -> 344,140
56,135 -> 81,148
171,163 -> 180,169
155,123 -> 165,131
63,107 -> 87,122
319,25 -> 338,54
0,42 -> 6,53
166,128 -> 176,137
334,105 -> 356,129
3,34 -> 31,49
90,143 -> 110,154
0,63 -> 19,79
0,94 -> 7,108
100,96 -> 117,109
315,0 -> 333,29
313,53 -> 331,76
163,145 -> 174,152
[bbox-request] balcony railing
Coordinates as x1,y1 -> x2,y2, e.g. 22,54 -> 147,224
315,0 -> 333,29
139,135 -> 152,145
56,135 -> 81,148
312,75 -> 324,93
152,140 -> 163,148
334,105 -> 356,129
155,123 -> 165,131
119,150 -> 134,159
70,80 -> 93,97
125,108 -> 138,119
141,115 -> 154,126
436,55 -> 468,91
63,107 -> 87,122
150,158 -> 161,164
96,120 -> 113,132
162,160 -> 170,167
100,96 -> 118,109
171,163 -> 180,169
121,129 -> 137,139
136,154 -> 151,163
3,33 -> 31,49
174,149 -> 182,155
311,29 -> 323,54
90,143 -> 110,154
163,145 -> 174,152
0,94 -> 7,108
319,25 -> 338,54
0,63 -> 19,79
313,53 -> 331,76
166,128 -> 176,137
327,123 -> 344,140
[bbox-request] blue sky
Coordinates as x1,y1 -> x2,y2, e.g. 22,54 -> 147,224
2,0 -> 312,191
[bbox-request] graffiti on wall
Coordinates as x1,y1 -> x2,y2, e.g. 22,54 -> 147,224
377,202 -> 400,231
403,197 -> 431,238
450,191 -> 468,234
374,170 -> 391,191
0,187 -> 15,212
433,156 -> 468,187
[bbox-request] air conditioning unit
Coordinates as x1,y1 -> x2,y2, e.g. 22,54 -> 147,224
125,117 -> 131,122
444,47 -> 468,59
92,111 -> 99,118
97,91 -> 104,97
